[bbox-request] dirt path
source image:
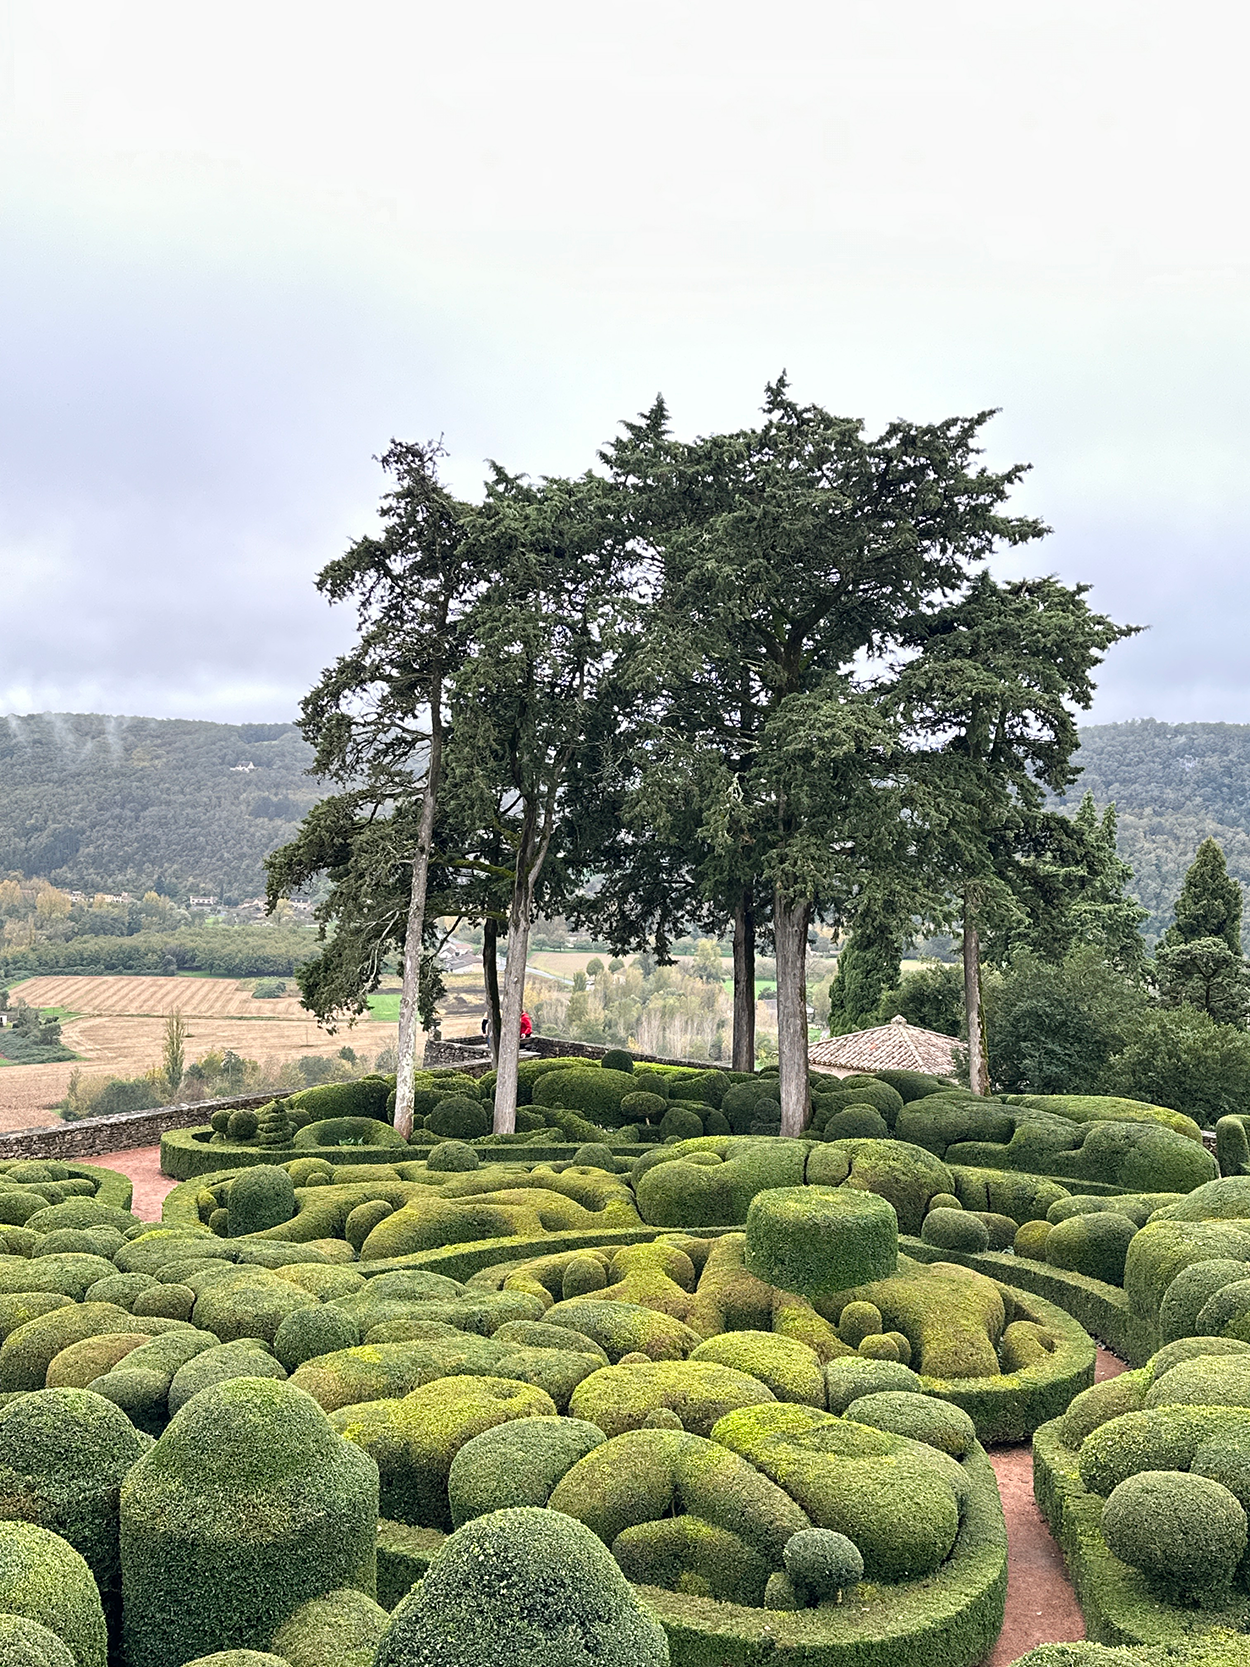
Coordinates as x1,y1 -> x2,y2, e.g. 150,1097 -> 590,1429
984,1345 -> 1125,1663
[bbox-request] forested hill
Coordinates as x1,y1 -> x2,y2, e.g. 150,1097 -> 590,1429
1064,720 -> 1250,941
0,712 -> 319,901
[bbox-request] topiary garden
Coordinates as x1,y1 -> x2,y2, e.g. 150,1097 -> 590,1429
0,1062 -> 1247,1660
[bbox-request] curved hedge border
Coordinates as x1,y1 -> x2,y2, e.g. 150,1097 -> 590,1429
902,1240 -> 1158,1367
46,1162 -> 133,1213
1032,1415 -> 1250,1646
376,1445 -> 1007,1667
160,1127 -> 641,1181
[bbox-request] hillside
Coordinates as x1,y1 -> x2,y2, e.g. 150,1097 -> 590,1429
1062,719 -> 1250,941
0,712 -> 319,901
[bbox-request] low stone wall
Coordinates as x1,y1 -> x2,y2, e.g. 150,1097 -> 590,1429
0,1092 -> 274,1162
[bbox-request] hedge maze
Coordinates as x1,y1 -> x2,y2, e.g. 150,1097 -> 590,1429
0,1058 -> 1244,1663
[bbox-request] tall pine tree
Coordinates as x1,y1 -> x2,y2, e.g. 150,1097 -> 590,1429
1156,838 -> 1250,1025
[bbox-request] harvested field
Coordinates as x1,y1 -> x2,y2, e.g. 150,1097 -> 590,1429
10,973 -> 313,1020
0,975 -> 397,1129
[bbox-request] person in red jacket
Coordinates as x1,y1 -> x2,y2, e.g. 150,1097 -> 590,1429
519,1010 -> 533,1041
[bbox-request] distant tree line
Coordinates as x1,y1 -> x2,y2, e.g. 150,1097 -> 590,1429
269,383 -> 1135,1136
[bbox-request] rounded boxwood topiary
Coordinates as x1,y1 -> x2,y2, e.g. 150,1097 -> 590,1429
1045,1212 -> 1138,1286
268,1588 -> 389,1667
426,1099 -> 490,1141
745,1185 -> 898,1299
121,1378 -> 379,1667
839,1301 -> 884,1349
1101,1468 -> 1247,1602
273,1305 -> 361,1373
375,1506 -> 669,1667
1160,1259 -> 1250,1345
1014,1220 -> 1052,1261
844,1390 -> 976,1457
345,1200 -> 394,1252
824,1358 -> 922,1415
658,1106 -> 704,1142
600,1049 -> 634,1075
292,1118 -> 407,1151
0,1388 -> 151,1604
0,1613 -> 75,1667
921,1207 -> 990,1253
783,1527 -> 864,1601
227,1111 -> 259,1143
620,1092 -> 666,1125
427,1141 -> 480,1173
0,1519 -> 107,1667
447,1415 -> 605,1526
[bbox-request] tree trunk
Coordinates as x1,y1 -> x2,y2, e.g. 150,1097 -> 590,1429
732,886 -> 757,1071
774,884 -> 811,1137
393,699 -> 442,1139
482,917 -> 502,1066
962,891 -> 989,1096
493,870 -> 537,1136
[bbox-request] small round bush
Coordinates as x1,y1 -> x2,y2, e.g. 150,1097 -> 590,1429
374,1507 -> 669,1667
562,1256 -> 608,1299
1045,1212 -> 1138,1286
132,1284 -> 195,1323
572,1144 -> 616,1173
226,1167 -> 296,1239
0,1519 -> 107,1667
1014,1221 -> 1052,1261
885,1330 -> 912,1366
427,1141 -> 480,1173
927,1193 -> 962,1213
0,1613 -> 74,1667
857,1335 -> 901,1361
273,1305 -> 361,1373
977,1212 -> 1019,1252
447,1416 -> 605,1526
783,1528 -> 864,1600
839,1302 -> 883,1348
600,1050 -> 634,1075
227,1111 -> 259,1142
1101,1469 -> 1247,1602
1159,1260 -> 1250,1345
427,1098 -> 490,1141
745,1186 -> 898,1299
269,1588 -> 390,1667
620,1092 -> 666,1124
658,1106 -> 704,1142
845,1390 -> 976,1457
921,1207 -> 990,1253
824,1358 -> 922,1415
822,1107 -> 889,1141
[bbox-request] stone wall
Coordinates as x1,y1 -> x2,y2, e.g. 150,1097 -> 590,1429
0,1092 -> 274,1162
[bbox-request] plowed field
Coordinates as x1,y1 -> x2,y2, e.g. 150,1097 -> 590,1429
0,975 -> 397,1131
10,975 -> 311,1020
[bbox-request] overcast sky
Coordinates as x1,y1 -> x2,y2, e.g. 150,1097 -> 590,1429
2,1 -> 1248,727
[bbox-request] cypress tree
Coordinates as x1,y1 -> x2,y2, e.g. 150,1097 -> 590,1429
1167,837 -> 1243,953
1156,838 -> 1250,1025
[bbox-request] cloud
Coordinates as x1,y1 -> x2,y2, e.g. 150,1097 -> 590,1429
1,0 -> 1248,723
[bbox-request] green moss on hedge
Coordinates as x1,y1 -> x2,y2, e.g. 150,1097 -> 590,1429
0,1519 -> 107,1667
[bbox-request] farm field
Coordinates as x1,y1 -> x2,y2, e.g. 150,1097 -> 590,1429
0,974 -> 398,1130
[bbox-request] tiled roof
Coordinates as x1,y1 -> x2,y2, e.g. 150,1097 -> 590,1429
809,1015 -> 961,1078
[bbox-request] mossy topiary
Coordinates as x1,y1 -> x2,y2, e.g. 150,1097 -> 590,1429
845,1390 -> 977,1457
0,1613 -> 75,1667
921,1207 -> 991,1253
0,1304 -> 136,1393
658,1105 -> 705,1142
131,1285 -> 195,1323
600,1049 -> 635,1075
0,1388 -> 150,1613
807,1138 -> 955,1235
344,1200 -> 394,1252
745,1185 -> 898,1299
447,1415 -> 605,1526
568,1359 -> 776,1438
688,1332 -> 825,1407
0,1520 -> 107,1667
824,1358 -> 922,1415
620,1091 -> 666,1125
167,1341 -> 288,1417
426,1098 -> 490,1141
292,1117 -> 408,1150
531,1069 -> 638,1126
375,1506 -> 669,1667
1101,1468 -> 1247,1604
120,1378 -> 378,1667
571,1143 -> 617,1173
192,1270 -> 317,1345
1045,1212 -> 1138,1286
838,1301 -> 883,1349
634,1137 -> 808,1228
426,1140 -> 480,1173
1014,1220 -> 1052,1261
536,1299 -> 701,1363
783,1527 -> 864,1601
329,1374 -> 555,1528
273,1305 -> 361,1373
1143,1351 -> 1250,1410
225,1167 -> 296,1238
45,1333 -> 150,1390
268,1588 -> 390,1667
712,1401 -> 961,1582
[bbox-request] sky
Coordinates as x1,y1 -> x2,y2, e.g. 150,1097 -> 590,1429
2,0 -> 1249,728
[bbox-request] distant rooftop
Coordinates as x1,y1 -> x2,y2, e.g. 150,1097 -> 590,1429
809,1014 -> 961,1079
